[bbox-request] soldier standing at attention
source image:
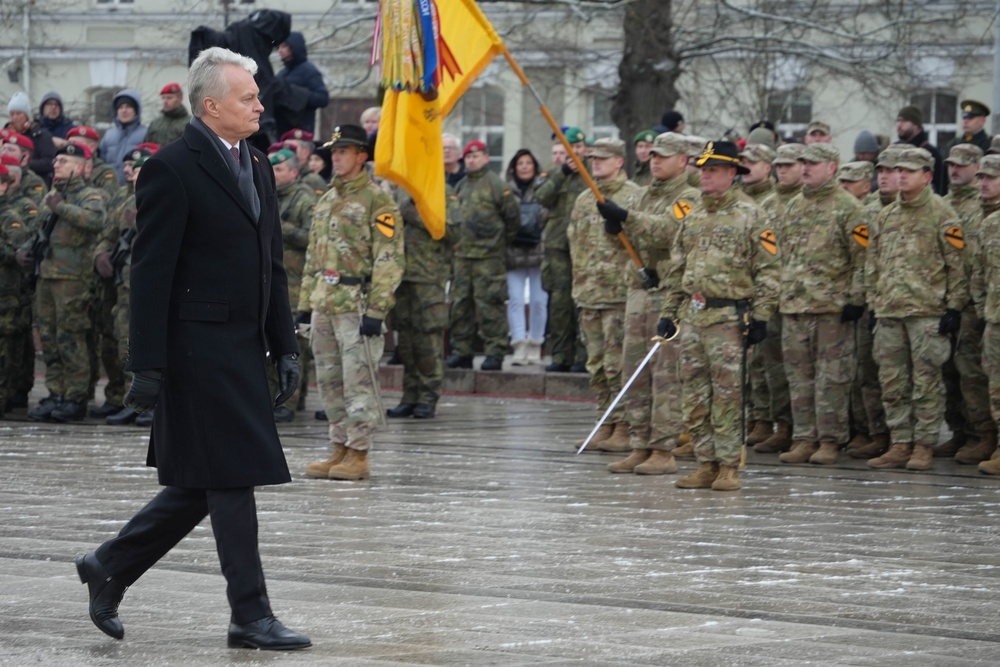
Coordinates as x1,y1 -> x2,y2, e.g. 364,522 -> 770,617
144,83 -> 191,148
299,125 -> 404,481
631,130 -> 656,186
659,141 -> 779,491
865,147 -> 967,471
946,100 -> 991,154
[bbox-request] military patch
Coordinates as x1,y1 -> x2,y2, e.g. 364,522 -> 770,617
673,200 -> 693,219
945,225 -> 965,250
759,229 -> 778,255
852,224 -> 869,248
376,212 -> 396,238
10,221 -> 21,228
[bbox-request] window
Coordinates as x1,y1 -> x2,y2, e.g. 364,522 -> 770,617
766,90 -> 812,142
459,87 -> 504,173
590,93 -> 618,140
910,90 -> 957,146
90,88 -> 117,130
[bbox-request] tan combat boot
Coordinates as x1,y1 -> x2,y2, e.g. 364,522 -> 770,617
673,433 -> 695,458
809,439 -> 840,465
634,449 -> 678,475
933,431 -> 967,458
867,442 -> 913,469
675,461 -> 720,489
905,444 -> 934,471
711,465 -> 740,491
596,422 -> 631,452
847,432 -> 889,458
328,448 -> 370,480
779,439 -> 819,464
746,420 -> 773,446
576,423 -> 613,449
754,420 -> 792,453
977,448 -> 1000,474
607,449 -> 650,473
305,443 -> 348,479
955,432 -> 996,464
844,433 -> 871,453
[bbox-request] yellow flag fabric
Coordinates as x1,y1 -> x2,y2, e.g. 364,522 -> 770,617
436,0 -> 506,117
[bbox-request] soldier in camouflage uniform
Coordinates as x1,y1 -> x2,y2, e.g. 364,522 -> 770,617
660,141 -> 780,491
144,82 -> 191,148
597,133 -> 699,472
66,126 -> 119,199
17,144 -> 107,422
447,140 -> 520,371
631,130 -> 656,186
280,129 -> 328,196
535,127 -> 589,372
775,144 -> 866,466
298,125 -> 404,481
838,160 -> 874,200
265,149 -> 316,422
567,138 -> 642,451
684,135 -> 706,189
865,147 -> 967,471
1,133 -> 46,205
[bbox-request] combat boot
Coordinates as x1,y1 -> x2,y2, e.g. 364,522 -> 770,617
634,449 -> 678,475
746,420 -> 773,446
955,433 -> 996,464
328,448 -> 369,480
305,443 -> 348,479
673,433 -> 695,458
106,406 -> 137,426
675,461 -> 720,489
134,411 -> 153,427
753,420 -> 792,453
596,422 -> 630,452
933,431 -> 966,457
845,433 -> 871,453
977,449 -> 1000,475
480,356 -> 503,371
445,354 -> 473,369
848,432 -> 889,459
510,340 -> 528,366
711,465 -> 740,491
607,449 -> 650,473
51,400 -> 87,422
575,423 -> 613,449
779,439 -> 819,464
27,395 -> 62,422
809,439 -> 841,465
905,444 -> 934,471
867,442 -> 913,469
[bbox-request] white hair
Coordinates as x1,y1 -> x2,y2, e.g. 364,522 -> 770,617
188,47 -> 258,118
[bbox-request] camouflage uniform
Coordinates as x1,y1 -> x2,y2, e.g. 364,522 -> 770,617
301,171 -> 329,198
568,171 -> 641,422
18,170 -> 46,205
450,166 -> 520,359
632,160 -> 653,187
0,191 -> 39,412
299,170 -> 404,451
89,158 -> 120,200
93,191 -> 137,391
144,106 -> 190,147
970,197 -> 1000,442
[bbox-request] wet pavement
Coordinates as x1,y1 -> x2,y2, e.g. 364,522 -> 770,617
2,382 -> 1000,665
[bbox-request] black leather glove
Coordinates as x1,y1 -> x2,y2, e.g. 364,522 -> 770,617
938,308 -> 961,335
640,267 -> 659,290
274,353 -> 299,407
657,317 -> 677,339
868,312 -> 877,334
597,200 -> 628,235
295,311 -> 311,326
124,369 -> 162,413
360,315 -> 383,337
746,318 -> 767,345
561,162 -> 574,176
841,304 -> 865,323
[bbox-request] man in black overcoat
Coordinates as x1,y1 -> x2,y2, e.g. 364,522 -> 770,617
74,46 -> 309,651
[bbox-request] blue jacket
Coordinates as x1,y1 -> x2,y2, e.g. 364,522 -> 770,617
99,89 -> 147,184
275,32 -> 329,135
37,91 -> 76,139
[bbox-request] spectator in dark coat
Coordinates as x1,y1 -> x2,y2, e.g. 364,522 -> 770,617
37,91 -> 76,146
274,32 -> 329,136
4,92 -> 56,185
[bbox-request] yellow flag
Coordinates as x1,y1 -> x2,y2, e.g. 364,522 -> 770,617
435,0 -> 506,117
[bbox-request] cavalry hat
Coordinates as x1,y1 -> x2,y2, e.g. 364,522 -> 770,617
694,141 -> 749,174
323,125 -> 370,153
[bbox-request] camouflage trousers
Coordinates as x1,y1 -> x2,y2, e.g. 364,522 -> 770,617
748,312 -> 790,423
942,335 -> 965,434
395,280 -> 447,405
541,249 -> 585,366
622,288 -> 683,450
579,306 -> 625,422
955,308 -> 993,435
850,309 -> 888,437
112,281 -> 133,391
449,255 -> 508,358
979,322 -> 1000,426
781,313 -> 855,444
311,310 -> 385,451
36,277 -> 92,402
89,276 -> 124,404
679,320 -> 744,466
0,304 -> 30,409
873,316 -> 950,446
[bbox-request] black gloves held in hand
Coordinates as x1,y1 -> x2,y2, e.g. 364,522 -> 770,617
124,370 -> 162,413
274,353 -> 299,407
295,311 -> 311,326
746,318 -> 768,345
360,315 -> 383,337
597,200 -> 628,235
938,308 -> 961,335
657,318 -> 677,339
841,304 -> 865,323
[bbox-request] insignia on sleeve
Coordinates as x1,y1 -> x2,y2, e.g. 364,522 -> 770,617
852,224 -> 869,248
759,229 -> 778,255
375,212 -> 396,238
945,225 -> 965,250
673,200 -> 693,219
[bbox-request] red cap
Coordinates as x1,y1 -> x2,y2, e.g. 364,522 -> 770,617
134,142 -> 160,153
66,125 -> 101,142
267,142 -> 286,154
1,154 -> 20,167
463,140 -> 487,157
280,129 -> 313,142
160,82 -> 182,95
4,133 -> 34,152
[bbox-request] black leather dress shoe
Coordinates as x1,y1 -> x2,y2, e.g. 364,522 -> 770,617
386,402 -> 415,418
106,406 -> 138,426
273,406 -> 295,422
90,402 -> 124,418
134,411 -> 153,427
314,410 -> 328,421
412,403 -> 436,419
76,553 -> 127,640
228,616 -> 312,650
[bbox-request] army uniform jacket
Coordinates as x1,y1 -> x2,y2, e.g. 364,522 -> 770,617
865,186 -> 967,318
453,167 -> 520,260
18,170 -> 46,205
944,184 -> 984,290
968,197 -> 1000,321
276,180 -> 316,291
779,180 -> 866,315
396,186 -> 453,286
299,170 -> 404,320
90,158 -> 120,199
742,179 -> 774,204
31,176 -> 107,281
0,193 -> 39,311
144,107 -> 191,148
535,165 -> 589,253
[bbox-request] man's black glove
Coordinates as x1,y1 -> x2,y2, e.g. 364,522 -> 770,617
841,304 -> 865,323
597,200 -> 628,235
561,162 -> 574,176
360,315 -> 383,337
657,317 -> 677,339
746,318 -> 767,345
868,311 -> 877,334
274,353 -> 299,407
938,308 -> 961,335
124,370 -> 162,413
295,311 -> 311,326
640,267 -> 659,290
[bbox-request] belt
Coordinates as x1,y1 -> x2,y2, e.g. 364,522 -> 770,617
321,270 -> 371,286
704,298 -> 748,309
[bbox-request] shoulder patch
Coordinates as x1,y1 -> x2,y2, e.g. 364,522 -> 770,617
945,225 -> 964,250
673,200 -> 693,220
852,224 -> 869,248
759,229 -> 778,255
375,212 -> 396,238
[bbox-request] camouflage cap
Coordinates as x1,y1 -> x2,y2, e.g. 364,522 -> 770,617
945,143 -> 984,166
739,143 -> 776,163
589,138 -> 626,159
799,144 -> 840,164
896,147 -> 934,171
806,120 -> 831,136
633,129 -> 657,145
876,145 -> 905,169
772,143 -> 806,165
837,161 -> 873,182
978,154 -> 1000,177
648,132 -> 688,157
683,135 -> 707,157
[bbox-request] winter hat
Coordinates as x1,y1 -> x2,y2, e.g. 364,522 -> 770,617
7,92 -> 30,116
853,131 -> 879,155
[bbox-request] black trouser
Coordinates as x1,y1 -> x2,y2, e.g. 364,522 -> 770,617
95,486 -> 271,624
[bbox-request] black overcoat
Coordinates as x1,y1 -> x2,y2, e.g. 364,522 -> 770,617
127,123 -> 297,489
